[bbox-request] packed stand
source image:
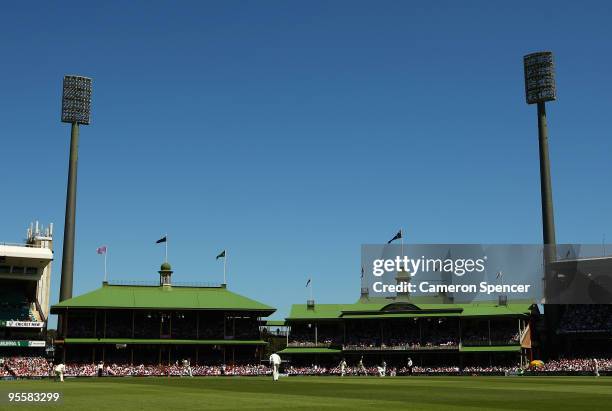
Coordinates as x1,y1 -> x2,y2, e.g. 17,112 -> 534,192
536,358 -> 612,372
559,305 -> 612,333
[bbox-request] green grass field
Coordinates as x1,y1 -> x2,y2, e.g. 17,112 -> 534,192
1,376 -> 611,410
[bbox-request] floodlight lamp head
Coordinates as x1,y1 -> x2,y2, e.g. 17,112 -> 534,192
61,75 -> 92,124
523,51 -> 556,105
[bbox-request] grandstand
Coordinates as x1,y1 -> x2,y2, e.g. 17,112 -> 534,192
556,304 -> 612,358
280,289 -> 537,371
50,261 -> 275,366
0,222 -> 53,362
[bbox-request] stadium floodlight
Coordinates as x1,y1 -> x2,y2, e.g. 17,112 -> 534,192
524,52 -> 558,316
59,75 -> 92,304
524,52 -> 556,105
61,75 -> 92,124
523,52 -> 556,247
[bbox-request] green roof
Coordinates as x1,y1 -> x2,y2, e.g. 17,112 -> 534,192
62,338 -> 267,345
278,347 -> 341,354
51,284 -> 275,312
287,301 -> 532,321
459,345 -> 522,353
288,304 -> 356,320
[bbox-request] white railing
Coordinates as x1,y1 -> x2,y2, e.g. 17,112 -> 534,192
0,242 -> 44,248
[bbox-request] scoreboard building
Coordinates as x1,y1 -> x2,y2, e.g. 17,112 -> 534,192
51,262 -> 275,365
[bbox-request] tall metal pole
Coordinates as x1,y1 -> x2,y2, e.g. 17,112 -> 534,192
524,52 -> 558,359
524,51 -> 557,294
537,102 -> 556,246
538,101 -> 559,358
59,75 -> 92,305
223,251 -> 227,285
59,122 -> 79,302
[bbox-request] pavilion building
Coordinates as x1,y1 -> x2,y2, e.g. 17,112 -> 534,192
51,262 -> 275,365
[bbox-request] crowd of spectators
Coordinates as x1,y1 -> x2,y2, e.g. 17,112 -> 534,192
537,358 -> 612,372
559,305 -> 612,333
286,365 -> 512,375
60,363 -> 271,377
0,359 -> 11,377
3,356 -> 51,377
0,357 -> 272,378
342,336 -> 458,350
2,356 -> 610,378
289,319 -> 526,350
288,327 -> 340,347
461,321 -> 520,346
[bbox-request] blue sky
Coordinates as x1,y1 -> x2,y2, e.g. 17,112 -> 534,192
1,1 -> 611,325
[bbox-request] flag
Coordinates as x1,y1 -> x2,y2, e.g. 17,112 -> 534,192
361,266 -> 364,279
96,246 -> 107,255
496,271 -> 503,279
216,250 -> 226,260
387,229 -> 403,244
305,278 -> 311,287
156,236 -> 167,244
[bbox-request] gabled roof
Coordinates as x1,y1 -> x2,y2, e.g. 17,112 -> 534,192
51,283 -> 275,313
287,300 -> 532,320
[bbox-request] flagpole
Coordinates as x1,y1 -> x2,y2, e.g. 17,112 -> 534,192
165,233 -> 168,262
400,228 -> 404,259
223,250 -> 227,285
309,280 -> 313,301
104,249 -> 107,283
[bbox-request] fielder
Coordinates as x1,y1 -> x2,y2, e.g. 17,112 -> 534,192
269,352 -> 282,381
339,359 -> 347,377
358,356 -> 367,376
54,363 -> 65,382
182,358 -> 193,377
594,359 -> 600,377
377,360 -> 387,377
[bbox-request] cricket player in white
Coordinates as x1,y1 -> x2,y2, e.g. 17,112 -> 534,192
594,359 -> 600,377
182,359 -> 193,377
358,356 -> 367,376
269,352 -> 282,381
377,360 -> 386,377
339,359 -> 347,377
54,363 -> 65,382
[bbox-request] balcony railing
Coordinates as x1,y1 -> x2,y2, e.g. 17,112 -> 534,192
0,242 -> 45,248
342,344 -> 459,351
287,342 -> 333,348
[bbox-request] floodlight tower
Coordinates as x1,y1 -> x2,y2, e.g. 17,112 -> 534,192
524,52 -> 560,358
59,75 -> 92,302
524,52 -> 557,248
